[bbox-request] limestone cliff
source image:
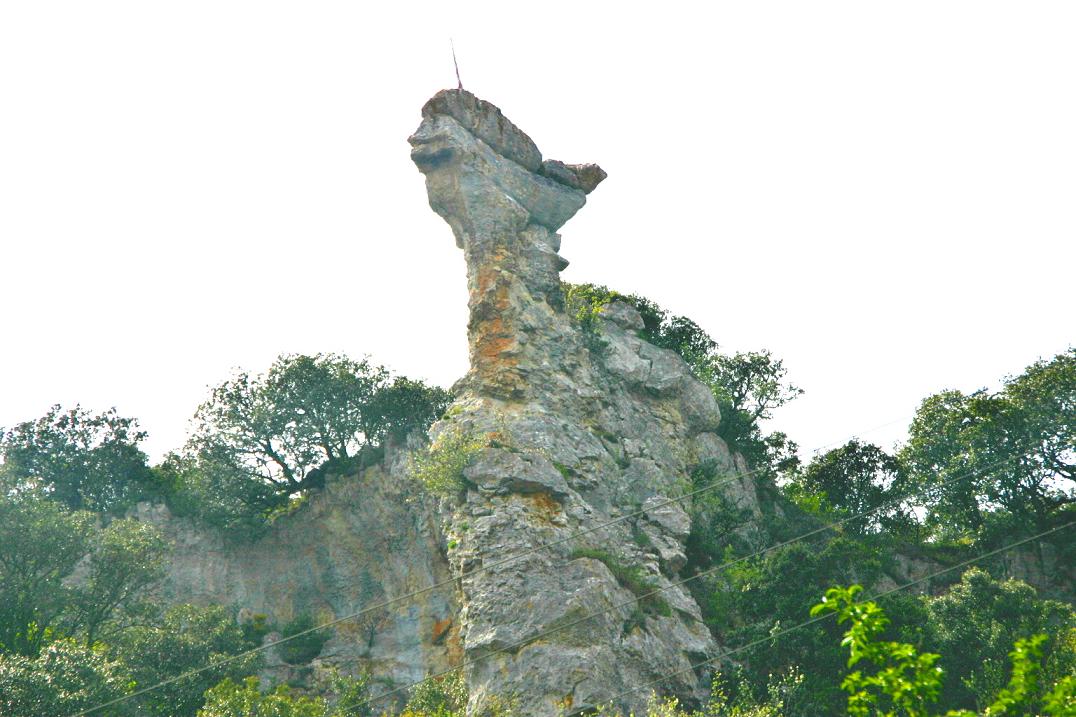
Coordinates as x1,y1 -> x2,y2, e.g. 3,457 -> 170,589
147,90 -> 765,715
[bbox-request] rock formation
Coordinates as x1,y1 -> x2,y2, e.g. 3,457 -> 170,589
147,89 -> 765,715
409,90 -> 746,715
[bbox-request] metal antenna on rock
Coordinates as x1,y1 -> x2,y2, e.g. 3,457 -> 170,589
451,38 -> 463,90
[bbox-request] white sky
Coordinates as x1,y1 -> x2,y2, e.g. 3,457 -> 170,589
1,2 -> 1073,463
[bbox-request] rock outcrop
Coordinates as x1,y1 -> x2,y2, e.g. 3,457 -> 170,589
148,89 -> 759,715
136,440 -> 461,691
410,90 -> 732,715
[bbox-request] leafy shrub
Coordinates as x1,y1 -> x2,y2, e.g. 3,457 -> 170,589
198,676 -> 327,717
411,428 -> 486,497
404,672 -> 469,715
707,666 -> 807,717
563,282 -> 620,335
114,604 -> 260,717
0,639 -> 133,717
814,584 -> 1076,717
278,613 -> 331,666
915,567 -> 1076,711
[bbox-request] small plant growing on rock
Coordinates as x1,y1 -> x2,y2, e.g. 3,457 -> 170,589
404,672 -> 468,715
570,548 -> 672,618
411,428 -> 486,497
278,613 -> 331,665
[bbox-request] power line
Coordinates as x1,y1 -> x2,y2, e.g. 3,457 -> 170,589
71,423 -> 860,717
332,454 -> 1019,715
72,408 -> 927,717
596,521 -> 1074,715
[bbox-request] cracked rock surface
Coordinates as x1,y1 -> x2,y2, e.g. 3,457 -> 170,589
411,90 -> 746,716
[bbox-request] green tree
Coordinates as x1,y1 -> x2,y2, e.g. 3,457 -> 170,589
788,441 -> 912,535
705,537 -> 896,715
813,584 -> 944,717
189,354 -> 388,495
815,584 -> 1076,717
153,450 -> 286,534
0,639 -> 133,717
0,404 -> 152,513
0,493 -> 168,658
702,350 -> 803,477
916,568 -> 1075,712
186,354 -> 451,514
901,349 -> 1075,534
361,376 -> 452,445
68,518 -> 168,646
114,604 -> 260,717
0,493 -> 93,656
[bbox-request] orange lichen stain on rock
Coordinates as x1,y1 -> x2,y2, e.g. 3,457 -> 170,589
528,492 -> 561,523
444,620 -> 465,665
432,617 -> 453,645
476,316 -> 516,363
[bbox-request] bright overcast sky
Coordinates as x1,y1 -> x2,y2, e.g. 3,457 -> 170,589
1,2 -> 1073,462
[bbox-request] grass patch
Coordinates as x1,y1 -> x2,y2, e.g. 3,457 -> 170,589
570,547 -> 671,617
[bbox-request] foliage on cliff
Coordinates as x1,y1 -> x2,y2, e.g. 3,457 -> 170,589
564,283 -> 802,478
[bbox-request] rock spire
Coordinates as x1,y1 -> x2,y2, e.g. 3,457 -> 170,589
410,90 -> 741,716
409,89 -> 605,399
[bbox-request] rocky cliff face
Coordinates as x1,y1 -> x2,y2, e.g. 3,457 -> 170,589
135,442 -> 461,687
148,90 -> 763,715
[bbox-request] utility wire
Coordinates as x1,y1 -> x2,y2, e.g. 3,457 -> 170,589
72,425 -> 855,717
333,454 -> 1019,715
596,520 -> 1074,715
72,408 -> 924,717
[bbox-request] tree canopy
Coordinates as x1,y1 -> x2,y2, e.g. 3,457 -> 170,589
0,404 -> 152,514
180,353 -> 451,524
900,349 -> 1075,534
788,440 -> 912,536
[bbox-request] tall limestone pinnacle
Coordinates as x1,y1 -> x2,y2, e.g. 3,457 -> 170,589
409,89 -> 605,399
409,90 -> 754,715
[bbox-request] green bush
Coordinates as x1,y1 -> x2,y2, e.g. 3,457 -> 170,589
411,428 -> 486,496
814,584 -> 1076,717
113,604 -> 260,717
278,614 -> 331,666
0,640 -> 133,717
198,677 -> 326,717
404,672 -> 468,715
